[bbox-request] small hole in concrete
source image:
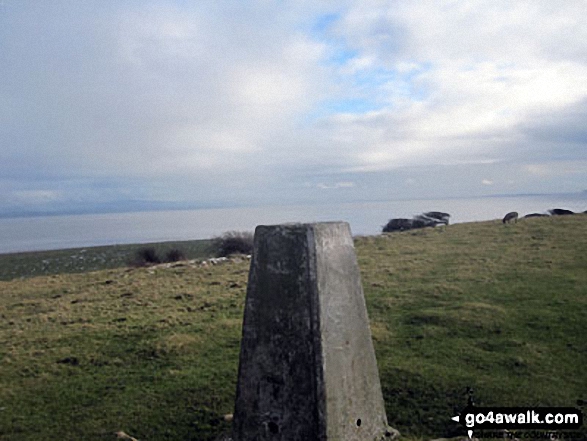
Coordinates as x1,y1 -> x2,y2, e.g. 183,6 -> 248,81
268,421 -> 279,434
356,418 -> 362,427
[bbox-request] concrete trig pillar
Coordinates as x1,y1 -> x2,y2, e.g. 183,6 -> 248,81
232,222 -> 392,441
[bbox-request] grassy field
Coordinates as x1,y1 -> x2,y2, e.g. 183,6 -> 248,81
1,215 -> 586,440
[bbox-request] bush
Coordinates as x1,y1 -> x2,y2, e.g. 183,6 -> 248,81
134,247 -> 161,266
165,248 -> 186,263
210,231 -> 254,257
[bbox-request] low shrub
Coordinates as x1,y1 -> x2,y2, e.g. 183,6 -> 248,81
210,231 -> 254,257
165,248 -> 186,262
134,247 -> 161,266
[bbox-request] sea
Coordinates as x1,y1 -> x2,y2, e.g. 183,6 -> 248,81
0,193 -> 585,254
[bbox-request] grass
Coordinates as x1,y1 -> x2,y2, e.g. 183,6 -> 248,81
1,215 -> 586,440
357,216 -> 587,438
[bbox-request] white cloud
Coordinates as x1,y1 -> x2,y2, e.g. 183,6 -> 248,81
316,0 -> 587,172
1,2 -> 331,178
317,182 -> 355,189
1,0 -> 586,214
13,190 -> 62,204
524,161 -> 587,178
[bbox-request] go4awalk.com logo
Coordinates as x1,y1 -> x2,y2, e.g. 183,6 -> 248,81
452,407 -> 583,439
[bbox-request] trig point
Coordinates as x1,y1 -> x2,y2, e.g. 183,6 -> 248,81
232,222 -> 392,440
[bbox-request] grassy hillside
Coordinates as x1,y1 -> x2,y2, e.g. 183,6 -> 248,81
1,216 -> 586,440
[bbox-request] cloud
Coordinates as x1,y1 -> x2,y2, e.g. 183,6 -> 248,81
524,161 -> 587,178
1,2 -> 330,177
313,0 -> 587,173
317,181 -> 355,189
0,0 -> 586,215
12,190 -> 62,204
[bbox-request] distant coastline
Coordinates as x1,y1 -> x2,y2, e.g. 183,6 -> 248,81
1,191 -> 584,220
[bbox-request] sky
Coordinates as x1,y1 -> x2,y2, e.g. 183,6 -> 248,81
1,0 -> 586,217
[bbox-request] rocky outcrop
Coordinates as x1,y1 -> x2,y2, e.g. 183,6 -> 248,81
548,208 -> 575,216
423,211 -> 451,225
383,212 -> 451,233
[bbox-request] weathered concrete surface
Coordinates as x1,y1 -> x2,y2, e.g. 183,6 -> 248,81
232,222 -> 391,441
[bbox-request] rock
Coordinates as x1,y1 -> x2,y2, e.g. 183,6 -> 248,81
548,208 -> 574,215
383,426 -> 401,439
383,218 -> 415,232
423,211 -> 451,225
115,431 -> 140,441
383,211 -> 450,233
